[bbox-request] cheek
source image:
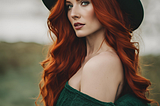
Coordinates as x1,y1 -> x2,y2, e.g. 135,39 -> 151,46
84,6 -> 95,21
67,12 -> 72,24
87,9 -> 102,29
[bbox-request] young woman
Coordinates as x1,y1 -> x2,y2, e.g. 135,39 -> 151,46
36,0 -> 156,105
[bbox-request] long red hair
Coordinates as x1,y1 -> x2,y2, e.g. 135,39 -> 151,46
36,0 -> 154,106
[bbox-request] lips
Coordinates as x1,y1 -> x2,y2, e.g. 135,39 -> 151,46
74,22 -> 85,30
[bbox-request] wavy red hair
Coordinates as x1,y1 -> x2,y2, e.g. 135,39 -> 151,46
36,0 -> 155,106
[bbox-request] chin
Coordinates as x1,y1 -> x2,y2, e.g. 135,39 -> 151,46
75,32 -> 87,38
76,35 -> 86,38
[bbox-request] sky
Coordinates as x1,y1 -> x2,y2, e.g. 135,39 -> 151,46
0,0 -> 160,55
0,0 -> 50,44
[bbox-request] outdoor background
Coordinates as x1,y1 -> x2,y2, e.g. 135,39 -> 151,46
0,0 -> 160,106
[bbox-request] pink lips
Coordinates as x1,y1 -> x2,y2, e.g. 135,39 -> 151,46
74,22 -> 85,30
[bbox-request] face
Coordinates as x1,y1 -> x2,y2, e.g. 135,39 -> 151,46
66,0 -> 103,37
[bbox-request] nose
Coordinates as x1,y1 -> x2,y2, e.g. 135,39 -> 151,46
70,6 -> 81,20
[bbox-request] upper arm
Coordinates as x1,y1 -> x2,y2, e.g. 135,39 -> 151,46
80,52 -> 123,103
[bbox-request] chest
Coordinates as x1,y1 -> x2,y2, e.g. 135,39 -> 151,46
68,67 -> 83,91
68,57 -> 90,91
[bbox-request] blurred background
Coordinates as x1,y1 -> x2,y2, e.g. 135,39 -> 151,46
0,0 -> 159,106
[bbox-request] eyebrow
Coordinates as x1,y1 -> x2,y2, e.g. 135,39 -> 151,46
66,1 -> 71,3
66,0 -> 80,3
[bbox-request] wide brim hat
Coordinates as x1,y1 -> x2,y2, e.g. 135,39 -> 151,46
42,0 -> 144,31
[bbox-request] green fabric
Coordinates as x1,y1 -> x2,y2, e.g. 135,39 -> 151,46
56,81 -> 150,106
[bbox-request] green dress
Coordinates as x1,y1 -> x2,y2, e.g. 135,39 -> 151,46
56,81 -> 150,106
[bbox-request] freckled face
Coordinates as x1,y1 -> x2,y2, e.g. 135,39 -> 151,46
66,0 -> 103,37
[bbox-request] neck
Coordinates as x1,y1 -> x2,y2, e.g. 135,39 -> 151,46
86,28 -> 109,56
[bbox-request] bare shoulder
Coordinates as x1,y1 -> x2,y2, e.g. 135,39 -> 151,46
83,51 -> 122,74
81,51 -> 123,102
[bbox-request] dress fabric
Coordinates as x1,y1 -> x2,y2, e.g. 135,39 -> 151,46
55,81 -> 150,106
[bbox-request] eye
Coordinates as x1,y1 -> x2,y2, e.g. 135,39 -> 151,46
81,1 -> 90,6
66,4 -> 73,10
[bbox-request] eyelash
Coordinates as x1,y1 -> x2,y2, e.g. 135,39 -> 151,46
66,1 -> 90,10
81,1 -> 90,6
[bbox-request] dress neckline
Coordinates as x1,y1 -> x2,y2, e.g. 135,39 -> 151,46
65,81 -> 130,104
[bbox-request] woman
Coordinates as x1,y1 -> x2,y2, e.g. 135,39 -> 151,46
36,0 -> 155,106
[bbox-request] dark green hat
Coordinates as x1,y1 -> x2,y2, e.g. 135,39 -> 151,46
42,0 -> 144,31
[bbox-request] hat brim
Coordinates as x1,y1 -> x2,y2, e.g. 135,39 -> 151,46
42,0 -> 144,31
117,0 -> 144,31
42,0 -> 57,10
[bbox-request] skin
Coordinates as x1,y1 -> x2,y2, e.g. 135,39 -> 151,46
66,0 -> 124,103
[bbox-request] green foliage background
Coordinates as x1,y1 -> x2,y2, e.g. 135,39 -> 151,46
0,42 -> 159,106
